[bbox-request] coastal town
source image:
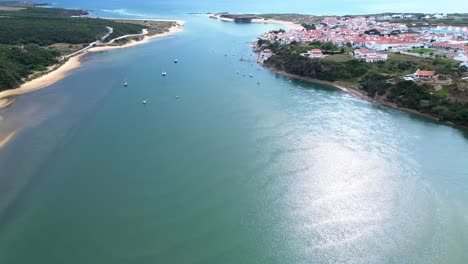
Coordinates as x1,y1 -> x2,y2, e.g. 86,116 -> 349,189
248,13 -> 468,128
258,14 -> 468,68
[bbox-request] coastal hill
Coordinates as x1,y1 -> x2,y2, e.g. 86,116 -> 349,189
262,42 -> 468,126
0,2 -> 175,92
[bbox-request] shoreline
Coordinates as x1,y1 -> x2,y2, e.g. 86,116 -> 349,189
209,14 -> 304,31
0,19 -> 185,109
263,65 -> 468,130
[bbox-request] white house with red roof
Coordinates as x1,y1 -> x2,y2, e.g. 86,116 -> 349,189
354,48 -> 388,62
301,48 -> 325,59
308,48 -> 324,58
414,69 -> 435,78
370,38 -> 422,51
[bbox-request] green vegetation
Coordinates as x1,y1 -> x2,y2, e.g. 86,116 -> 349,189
400,18 -> 468,27
255,13 -> 318,24
47,43 -> 86,56
265,42 -> 368,82
409,48 -> 437,54
0,17 -> 145,45
361,75 -> 468,125
0,44 -> 60,89
301,23 -> 316,30
0,2 -> 174,92
263,42 -> 468,126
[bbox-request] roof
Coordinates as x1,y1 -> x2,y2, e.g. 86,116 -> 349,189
416,69 -> 435,76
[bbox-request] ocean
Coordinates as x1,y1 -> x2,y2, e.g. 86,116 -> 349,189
0,1 -> 468,263
49,0 -> 468,16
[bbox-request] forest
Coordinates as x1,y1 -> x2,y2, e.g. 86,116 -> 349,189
0,3 -> 147,91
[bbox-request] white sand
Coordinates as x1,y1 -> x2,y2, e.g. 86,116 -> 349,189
210,14 -> 304,31
0,20 -> 185,109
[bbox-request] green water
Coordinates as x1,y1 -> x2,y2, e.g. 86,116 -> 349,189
0,16 -> 468,263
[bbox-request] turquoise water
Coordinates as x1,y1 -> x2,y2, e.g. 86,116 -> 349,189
0,10 -> 468,264
49,0 -> 468,16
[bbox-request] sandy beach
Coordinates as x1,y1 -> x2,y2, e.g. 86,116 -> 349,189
210,14 -> 304,31
88,20 -> 185,52
0,19 -> 185,109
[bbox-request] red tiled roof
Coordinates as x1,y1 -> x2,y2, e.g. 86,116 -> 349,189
416,70 -> 435,76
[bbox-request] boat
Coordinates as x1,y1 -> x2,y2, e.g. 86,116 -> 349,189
175,96 -> 179,99
174,59 -> 178,63
162,71 -> 167,76
142,100 -> 147,104
124,82 -> 128,87
249,74 -> 253,77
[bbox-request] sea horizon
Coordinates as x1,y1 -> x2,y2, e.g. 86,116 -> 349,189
47,0 -> 468,17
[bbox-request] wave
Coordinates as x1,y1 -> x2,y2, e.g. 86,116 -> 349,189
100,9 -> 149,18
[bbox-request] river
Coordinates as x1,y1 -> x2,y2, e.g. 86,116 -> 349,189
0,11 -> 467,264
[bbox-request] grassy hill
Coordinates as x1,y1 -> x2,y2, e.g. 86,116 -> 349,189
0,2 -> 173,92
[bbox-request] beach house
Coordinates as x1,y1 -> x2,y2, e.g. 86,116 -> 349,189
414,69 -> 435,79
308,49 -> 324,58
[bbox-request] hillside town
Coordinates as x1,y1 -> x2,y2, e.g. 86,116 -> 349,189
258,15 -> 468,67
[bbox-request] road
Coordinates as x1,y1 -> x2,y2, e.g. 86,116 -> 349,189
64,26 -> 115,59
106,29 -> 148,44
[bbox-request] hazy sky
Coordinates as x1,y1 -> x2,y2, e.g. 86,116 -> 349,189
349,0 -> 467,14
256,0 -> 468,14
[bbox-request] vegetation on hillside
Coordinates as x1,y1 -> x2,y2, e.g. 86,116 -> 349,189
0,17 -> 145,45
0,44 -> 60,89
361,74 -> 468,125
262,41 -> 468,126
112,19 -> 176,36
0,3 -> 173,92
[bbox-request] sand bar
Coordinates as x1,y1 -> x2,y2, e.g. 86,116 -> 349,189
211,14 -> 304,31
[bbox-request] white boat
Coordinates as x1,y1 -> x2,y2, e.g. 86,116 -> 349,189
142,100 -> 147,104
162,71 -> 167,76
124,82 -> 128,87
174,59 -> 178,63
